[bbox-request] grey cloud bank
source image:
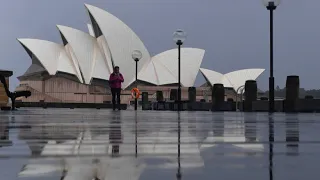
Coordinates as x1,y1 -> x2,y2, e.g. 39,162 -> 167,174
0,0 -> 319,90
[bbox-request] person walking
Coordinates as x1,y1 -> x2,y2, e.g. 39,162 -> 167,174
109,66 -> 124,110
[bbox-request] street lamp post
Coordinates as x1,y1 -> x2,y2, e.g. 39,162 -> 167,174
176,111 -> 182,179
173,29 -> 187,111
132,50 -> 142,111
263,0 -> 281,113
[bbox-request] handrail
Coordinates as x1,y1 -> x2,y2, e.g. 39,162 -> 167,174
235,85 -> 245,111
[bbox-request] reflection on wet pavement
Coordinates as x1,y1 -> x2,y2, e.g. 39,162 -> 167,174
0,108 -> 319,179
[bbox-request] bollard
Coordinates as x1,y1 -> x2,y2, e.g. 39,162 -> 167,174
285,75 -> 299,112
285,114 -> 299,155
188,87 -> 196,103
156,91 -> 164,102
141,92 -> 148,110
211,84 -> 225,111
188,87 -> 196,111
244,113 -> 257,142
286,114 -> 299,147
170,89 -> 178,101
243,80 -> 257,112
213,112 -> 224,137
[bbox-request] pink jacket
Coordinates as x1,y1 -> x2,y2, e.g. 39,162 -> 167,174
109,73 -> 124,88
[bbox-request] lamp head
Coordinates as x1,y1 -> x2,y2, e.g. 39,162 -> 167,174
263,0 -> 280,10
132,50 -> 142,62
173,29 -> 187,45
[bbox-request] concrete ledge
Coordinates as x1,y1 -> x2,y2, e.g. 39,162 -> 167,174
151,101 -> 234,111
142,103 -> 152,110
0,140 -> 12,147
296,99 -> 320,112
0,106 -> 11,111
14,99 -> 320,112
252,100 -> 283,112
189,102 -> 211,111
15,102 -> 127,110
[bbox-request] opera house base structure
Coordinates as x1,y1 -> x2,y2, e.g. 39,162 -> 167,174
15,4 -> 265,109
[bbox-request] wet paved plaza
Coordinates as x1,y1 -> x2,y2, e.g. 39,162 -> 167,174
0,108 -> 320,180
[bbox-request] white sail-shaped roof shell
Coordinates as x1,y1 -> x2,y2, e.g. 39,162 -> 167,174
18,4 -> 207,89
224,69 -> 265,91
57,25 -> 111,84
17,38 -> 83,83
96,36 -> 114,74
137,61 -> 159,85
200,68 -> 265,91
85,4 -> 151,89
199,68 -> 224,87
87,23 -> 95,37
138,48 -> 205,86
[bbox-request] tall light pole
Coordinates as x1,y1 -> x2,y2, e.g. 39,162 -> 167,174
132,50 -> 142,111
263,0 -> 281,113
173,29 -> 187,111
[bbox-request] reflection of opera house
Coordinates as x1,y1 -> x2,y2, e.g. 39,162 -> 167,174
16,4 -> 264,104
18,115 -> 264,179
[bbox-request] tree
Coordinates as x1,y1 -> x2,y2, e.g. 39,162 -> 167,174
262,87 -> 320,98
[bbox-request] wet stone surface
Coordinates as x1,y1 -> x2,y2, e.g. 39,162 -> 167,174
0,108 -> 320,180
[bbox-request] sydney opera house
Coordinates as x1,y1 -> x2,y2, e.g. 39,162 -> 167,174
16,4 -> 265,104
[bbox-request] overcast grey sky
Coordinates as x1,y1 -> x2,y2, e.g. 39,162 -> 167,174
1,0 -> 319,90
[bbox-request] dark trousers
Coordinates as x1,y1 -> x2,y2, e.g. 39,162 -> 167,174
111,88 -> 121,110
